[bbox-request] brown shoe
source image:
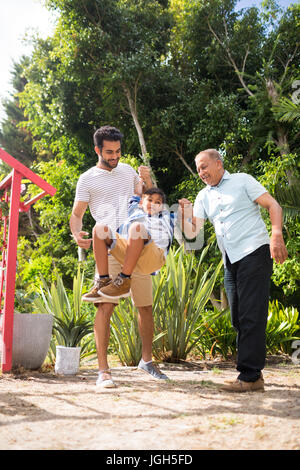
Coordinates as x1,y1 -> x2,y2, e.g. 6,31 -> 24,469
221,377 -> 265,392
225,372 -> 264,384
82,277 -> 111,303
99,273 -> 131,299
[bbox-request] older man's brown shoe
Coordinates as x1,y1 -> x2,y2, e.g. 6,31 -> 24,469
221,377 -> 264,392
225,372 -> 264,385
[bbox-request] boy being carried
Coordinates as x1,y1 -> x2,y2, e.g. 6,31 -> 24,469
83,187 -> 175,302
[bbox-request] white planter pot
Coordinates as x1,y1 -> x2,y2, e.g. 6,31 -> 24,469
55,345 -> 81,375
12,313 -> 53,370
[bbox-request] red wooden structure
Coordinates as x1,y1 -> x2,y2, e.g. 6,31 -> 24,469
0,149 -> 56,372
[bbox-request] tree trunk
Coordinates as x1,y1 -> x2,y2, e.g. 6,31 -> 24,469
123,83 -> 157,185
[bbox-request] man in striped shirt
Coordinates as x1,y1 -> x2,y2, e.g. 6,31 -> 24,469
70,126 -> 169,388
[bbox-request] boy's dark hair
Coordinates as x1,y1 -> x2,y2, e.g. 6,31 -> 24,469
93,126 -> 124,149
143,187 -> 166,204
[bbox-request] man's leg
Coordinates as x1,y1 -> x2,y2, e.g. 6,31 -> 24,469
223,245 -> 273,392
94,302 -> 115,381
137,305 -> 154,363
131,273 -> 168,380
235,245 -> 273,382
224,255 -> 239,342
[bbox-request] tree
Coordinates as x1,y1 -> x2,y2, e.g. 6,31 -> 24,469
20,0 -> 173,180
0,58 -> 37,168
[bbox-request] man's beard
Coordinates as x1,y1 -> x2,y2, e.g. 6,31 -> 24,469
100,156 -> 118,169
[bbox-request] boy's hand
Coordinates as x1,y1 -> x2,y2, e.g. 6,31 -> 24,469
178,198 -> 193,219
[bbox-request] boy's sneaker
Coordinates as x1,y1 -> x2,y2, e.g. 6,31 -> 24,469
99,273 -> 131,299
82,277 -> 111,303
138,359 -> 169,380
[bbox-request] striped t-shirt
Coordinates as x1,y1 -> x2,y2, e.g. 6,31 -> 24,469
75,162 -> 140,231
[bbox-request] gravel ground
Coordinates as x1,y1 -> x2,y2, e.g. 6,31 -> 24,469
0,356 -> 299,451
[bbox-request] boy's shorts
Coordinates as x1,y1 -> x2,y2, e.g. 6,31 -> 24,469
110,233 -> 166,276
95,255 -> 154,308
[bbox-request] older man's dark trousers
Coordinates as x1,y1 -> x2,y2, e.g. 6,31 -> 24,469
224,244 -> 273,382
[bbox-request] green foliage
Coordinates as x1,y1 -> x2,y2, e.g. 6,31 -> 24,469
32,268 -> 94,356
266,300 -> 300,354
257,154 -> 300,299
195,308 -> 237,360
152,246 -> 223,362
108,250 -> 300,364
194,300 -> 300,359
274,181 -> 300,220
108,246 -> 223,365
14,289 -> 39,314
274,96 -> 300,124
110,301 -> 142,366
15,158 -> 87,291
0,58 -> 37,167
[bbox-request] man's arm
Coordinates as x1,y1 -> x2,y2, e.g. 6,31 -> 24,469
69,200 -> 92,249
178,198 -> 204,239
255,192 -> 288,264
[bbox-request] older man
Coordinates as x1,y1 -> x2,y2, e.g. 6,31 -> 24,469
179,149 -> 287,392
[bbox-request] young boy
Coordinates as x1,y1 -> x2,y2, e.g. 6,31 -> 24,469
82,187 -> 175,302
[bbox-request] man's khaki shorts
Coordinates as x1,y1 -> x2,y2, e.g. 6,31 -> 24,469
95,255 -> 154,308
110,233 -> 166,275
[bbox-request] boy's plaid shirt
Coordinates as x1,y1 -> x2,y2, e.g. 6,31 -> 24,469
117,195 -> 176,256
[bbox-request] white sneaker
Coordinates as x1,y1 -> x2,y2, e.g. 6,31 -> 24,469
95,369 -> 116,388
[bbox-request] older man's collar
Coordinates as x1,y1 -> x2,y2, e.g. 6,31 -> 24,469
207,170 -> 231,190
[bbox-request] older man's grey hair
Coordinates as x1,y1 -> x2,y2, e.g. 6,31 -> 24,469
195,149 -> 223,164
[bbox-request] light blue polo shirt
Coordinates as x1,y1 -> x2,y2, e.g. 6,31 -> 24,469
193,171 -> 270,265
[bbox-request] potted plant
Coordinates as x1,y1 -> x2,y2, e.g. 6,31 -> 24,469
32,268 -> 94,375
9,290 -> 53,370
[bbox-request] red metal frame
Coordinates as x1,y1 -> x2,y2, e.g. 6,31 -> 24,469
0,149 -> 56,372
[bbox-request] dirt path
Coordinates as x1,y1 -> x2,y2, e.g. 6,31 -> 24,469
0,356 -> 299,451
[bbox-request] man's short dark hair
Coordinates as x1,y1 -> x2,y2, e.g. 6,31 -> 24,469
93,126 -> 124,149
143,187 -> 166,204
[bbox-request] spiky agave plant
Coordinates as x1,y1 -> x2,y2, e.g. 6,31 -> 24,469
33,268 -> 94,356
152,245 -> 223,362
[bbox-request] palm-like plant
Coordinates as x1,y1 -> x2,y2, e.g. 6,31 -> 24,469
152,246 -> 223,362
32,268 -> 94,356
266,300 -> 300,354
110,301 -> 142,366
272,93 -> 300,220
274,96 -> 300,124
274,182 -> 300,220
108,246 -> 223,365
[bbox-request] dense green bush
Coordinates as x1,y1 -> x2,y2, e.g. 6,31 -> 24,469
109,250 -> 299,365
193,300 -> 300,360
